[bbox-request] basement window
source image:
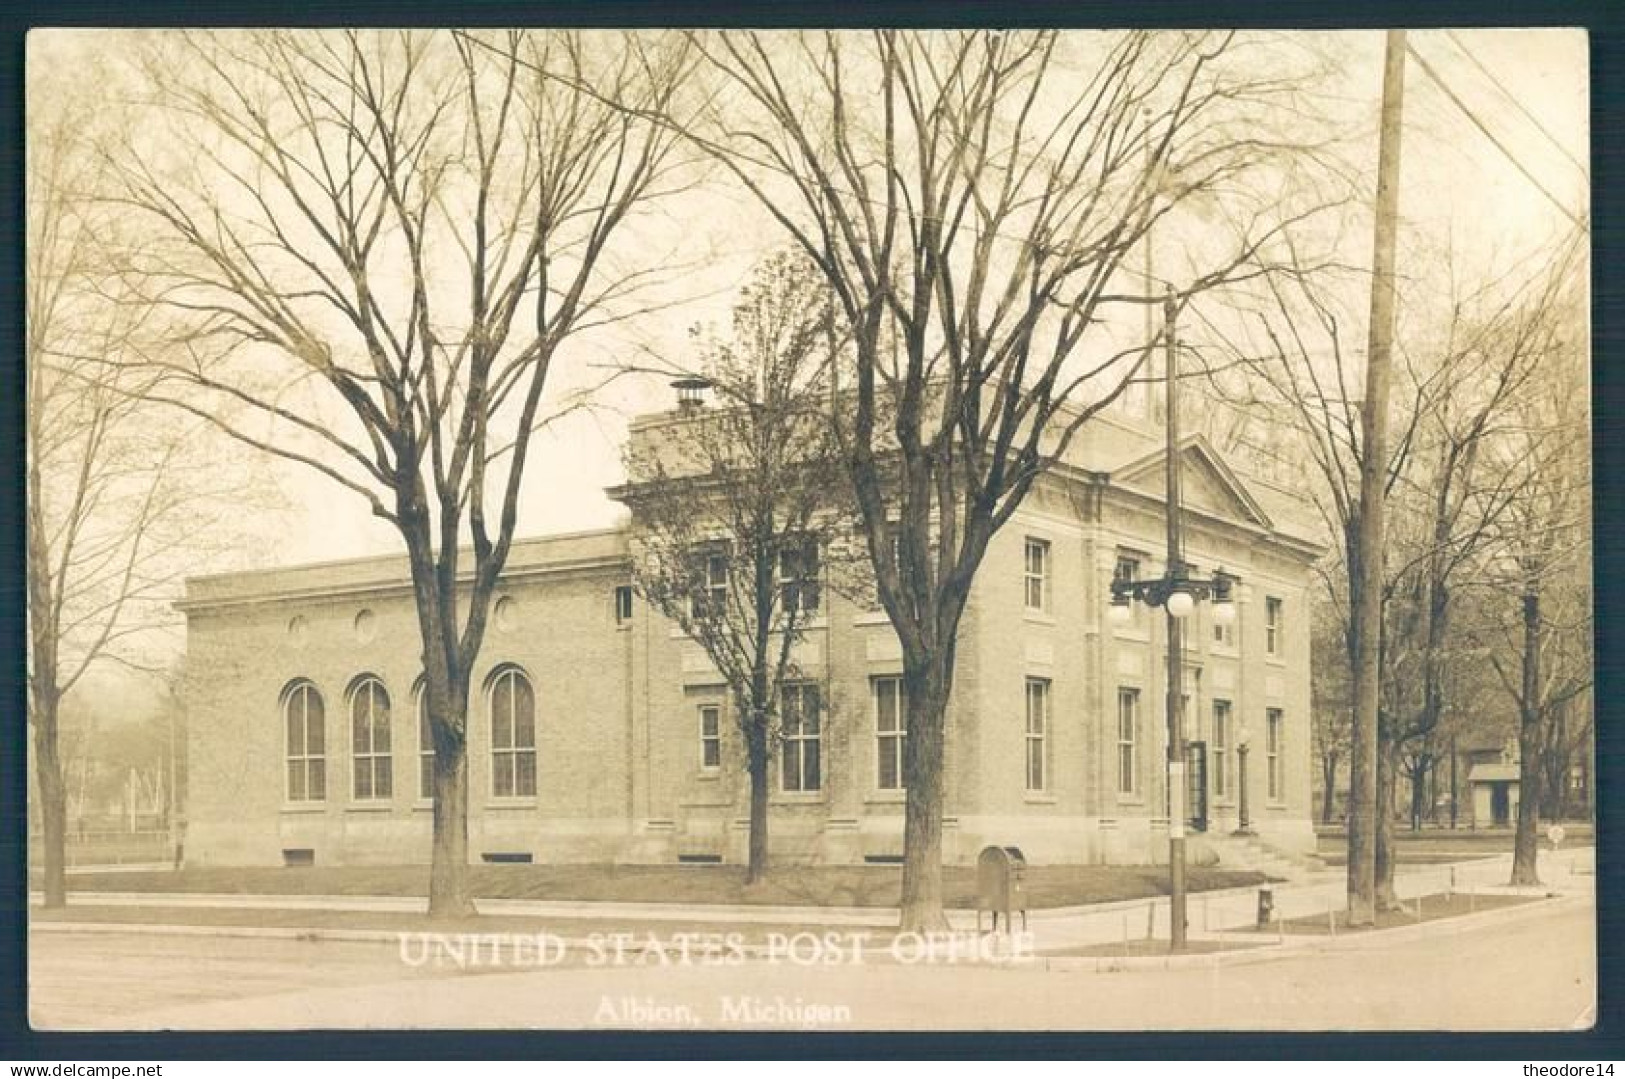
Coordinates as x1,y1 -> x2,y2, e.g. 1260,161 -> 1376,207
282,848 -> 315,867
481,851 -> 533,864
677,853 -> 723,864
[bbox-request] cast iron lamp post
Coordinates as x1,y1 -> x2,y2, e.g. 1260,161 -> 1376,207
1235,723 -> 1254,836
1106,288 -> 1238,952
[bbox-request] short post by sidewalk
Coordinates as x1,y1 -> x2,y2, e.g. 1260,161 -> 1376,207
1235,726 -> 1253,835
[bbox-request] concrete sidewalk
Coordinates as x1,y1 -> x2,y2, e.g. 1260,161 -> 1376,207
32,846 -> 1592,955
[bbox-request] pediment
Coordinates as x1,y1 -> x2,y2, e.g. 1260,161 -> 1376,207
1112,435 -> 1274,530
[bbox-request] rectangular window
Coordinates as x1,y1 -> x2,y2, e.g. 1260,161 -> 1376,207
778,539 -> 822,615
1024,538 -> 1050,612
780,683 -> 822,792
1266,597 -> 1283,656
874,676 -> 906,790
614,585 -> 634,625
692,551 -> 730,619
1212,700 -> 1232,799
1117,687 -> 1141,796
418,693 -> 434,801
1266,707 -> 1284,801
1114,553 -> 1145,628
1025,678 -> 1050,792
698,704 -> 721,771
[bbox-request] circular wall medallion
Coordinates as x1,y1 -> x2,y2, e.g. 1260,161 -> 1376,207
493,596 -> 517,632
354,608 -> 377,644
287,615 -> 309,647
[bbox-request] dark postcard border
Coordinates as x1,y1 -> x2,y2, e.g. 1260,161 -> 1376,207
0,0 -> 1620,1061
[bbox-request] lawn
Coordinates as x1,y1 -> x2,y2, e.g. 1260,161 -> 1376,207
1267,890 -> 1543,935
1313,824 -> 1592,866
37,863 -> 1270,911
1314,823 -> 1592,851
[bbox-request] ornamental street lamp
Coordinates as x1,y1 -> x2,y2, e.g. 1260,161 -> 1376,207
1235,723 -> 1254,836
1106,288 -> 1238,953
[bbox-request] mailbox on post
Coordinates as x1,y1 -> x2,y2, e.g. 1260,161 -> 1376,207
976,845 -> 1029,932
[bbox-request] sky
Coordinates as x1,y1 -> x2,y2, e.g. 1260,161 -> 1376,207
31,28 -> 1592,577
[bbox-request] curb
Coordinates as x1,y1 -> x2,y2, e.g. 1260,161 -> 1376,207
29,921 -> 1042,973
1027,888 -> 1587,972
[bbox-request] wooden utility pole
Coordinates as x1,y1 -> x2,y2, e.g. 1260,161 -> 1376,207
1348,29 -> 1407,926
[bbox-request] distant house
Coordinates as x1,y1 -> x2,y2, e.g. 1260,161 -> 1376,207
1463,738 -> 1520,828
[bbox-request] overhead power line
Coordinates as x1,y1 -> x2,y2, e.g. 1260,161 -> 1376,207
1405,40 -> 1586,232
1442,29 -> 1588,181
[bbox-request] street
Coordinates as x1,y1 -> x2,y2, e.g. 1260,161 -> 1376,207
30,893 -> 1593,1032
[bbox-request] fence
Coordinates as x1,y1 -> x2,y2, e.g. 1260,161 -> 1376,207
27,828 -> 175,868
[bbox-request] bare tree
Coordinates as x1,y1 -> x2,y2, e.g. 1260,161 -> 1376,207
1310,580 -> 1352,824
26,59 -> 253,907
1475,255 -> 1590,885
614,251 -> 855,883
671,30 -> 1333,929
107,30 -> 692,916
1235,230 -> 1582,908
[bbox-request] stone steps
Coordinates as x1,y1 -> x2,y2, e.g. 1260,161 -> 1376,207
1199,831 -> 1327,881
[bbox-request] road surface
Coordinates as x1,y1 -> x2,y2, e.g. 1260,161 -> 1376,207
30,895 -> 1593,1032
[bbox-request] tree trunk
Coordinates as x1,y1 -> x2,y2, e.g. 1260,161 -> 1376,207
1408,753 -> 1429,832
1510,588 -> 1543,886
428,691 -> 475,919
28,448 -> 68,909
745,720 -> 770,885
1320,749 -> 1340,825
899,655 -> 952,933
33,691 -> 68,909
1374,734 -> 1400,910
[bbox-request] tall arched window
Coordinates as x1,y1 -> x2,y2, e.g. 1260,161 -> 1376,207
284,682 -> 326,802
489,667 -> 536,798
349,676 -> 392,800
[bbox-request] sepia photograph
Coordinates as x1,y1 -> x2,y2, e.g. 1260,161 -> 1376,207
22,25 -> 1594,1037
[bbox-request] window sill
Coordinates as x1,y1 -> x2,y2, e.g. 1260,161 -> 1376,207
1022,610 -> 1056,626
1112,628 -> 1152,643
1265,655 -> 1287,667
412,800 -> 435,812
615,622 -> 632,633
696,770 -> 721,781
486,799 -> 538,810
345,802 -> 394,813
1115,795 -> 1145,807
853,611 -> 892,627
771,793 -> 826,805
864,791 -> 907,805
1023,794 -> 1057,805
280,802 -> 327,814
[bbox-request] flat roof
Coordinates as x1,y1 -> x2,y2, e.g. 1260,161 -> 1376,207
179,527 -> 630,612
